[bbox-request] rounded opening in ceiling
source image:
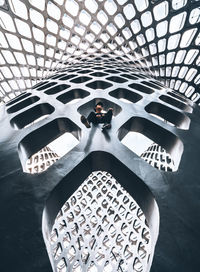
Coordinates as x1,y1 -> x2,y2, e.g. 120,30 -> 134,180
18,118 -> 81,174
56,88 -> 90,104
10,103 -> 55,129
145,102 -> 191,130
118,117 -> 184,172
7,96 -> 40,114
109,88 -> 142,104
159,95 -> 193,113
0,0 -> 198,106
77,98 -> 122,118
6,92 -> 31,107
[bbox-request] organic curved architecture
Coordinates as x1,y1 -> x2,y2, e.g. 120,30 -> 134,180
0,0 -> 200,104
0,1 -> 200,272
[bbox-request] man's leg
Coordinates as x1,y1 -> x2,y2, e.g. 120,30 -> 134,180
104,109 -> 113,123
81,112 -> 97,128
87,112 -> 98,124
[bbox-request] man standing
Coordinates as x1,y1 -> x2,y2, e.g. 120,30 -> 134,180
80,102 -> 113,130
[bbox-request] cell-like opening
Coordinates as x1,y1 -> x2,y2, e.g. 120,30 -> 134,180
6,92 -> 31,106
70,76 -> 92,83
117,68 -> 129,73
172,0 -> 187,10
129,83 -> 154,94
180,28 -> 197,48
7,96 -> 40,114
119,117 -> 183,172
150,81 -> 164,88
58,74 -> 77,80
42,152 -> 159,272
159,95 -> 193,113
32,81 -> 48,89
109,88 -> 142,103
169,12 -> 186,34
106,76 -> 127,83
44,84 -> 70,95
36,82 -> 57,91
32,81 -> 49,89
104,69 -> 119,74
78,69 -> 93,74
145,102 -> 190,129
91,66 -> 105,70
18,118 -> 81,174
141,81 -> 163,90
86,80 -> 112,90
78,98 -> 122,117
167,91 -> 188,103
134,74 -> 148,79
50,74 -> 67,80
10,103 -> 54,129
90,72 -> 108,77
121,74 -> 139,80
66,68 -> 81,73
91,17 -> 103,31
56,88 -> 90,104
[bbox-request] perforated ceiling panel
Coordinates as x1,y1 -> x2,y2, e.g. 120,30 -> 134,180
0,0 -> 200,104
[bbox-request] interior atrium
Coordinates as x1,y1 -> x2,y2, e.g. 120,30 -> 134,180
0,0 -> 200,272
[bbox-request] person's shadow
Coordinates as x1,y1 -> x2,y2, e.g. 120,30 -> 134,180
84,125 -> 97,152
102,128 -> 111,141
84,124 -> 111,152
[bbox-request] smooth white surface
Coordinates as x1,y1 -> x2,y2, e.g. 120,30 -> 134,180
121,131 -> 153,156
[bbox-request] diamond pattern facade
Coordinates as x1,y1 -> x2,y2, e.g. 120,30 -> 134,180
0,0 -> 200,104
26,147 -> 60,174
0,1 -> 200,272
5,56 -> 189,174
2,49 -> 197,271
50,171 -> 151,272
140,143 -> 175,172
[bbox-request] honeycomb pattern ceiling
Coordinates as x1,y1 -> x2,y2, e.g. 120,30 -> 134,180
0,0 -> 200,104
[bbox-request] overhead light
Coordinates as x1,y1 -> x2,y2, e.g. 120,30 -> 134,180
0,0 -> 5,6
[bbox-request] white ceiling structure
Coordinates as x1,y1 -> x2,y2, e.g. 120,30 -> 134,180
0,0 -> 199,104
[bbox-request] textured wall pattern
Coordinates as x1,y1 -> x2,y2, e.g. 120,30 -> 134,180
140,143 -> 175,172
5,55 -> 191,173
1,54 -> 200,272
49,171 -> 151,272
0,0 -> 200,104
26,147 -> 60,174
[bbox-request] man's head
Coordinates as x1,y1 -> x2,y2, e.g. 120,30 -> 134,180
95,102 -> 103,113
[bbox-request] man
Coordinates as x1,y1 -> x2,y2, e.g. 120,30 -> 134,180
80,102 -> 113,130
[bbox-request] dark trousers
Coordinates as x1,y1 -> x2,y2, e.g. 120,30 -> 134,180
87,110 -> 113,124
